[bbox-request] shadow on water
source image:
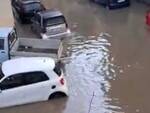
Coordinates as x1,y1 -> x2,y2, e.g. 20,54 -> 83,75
63,33 -> 122,113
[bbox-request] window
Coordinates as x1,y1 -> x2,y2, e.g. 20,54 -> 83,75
24,71 -> 49,85
0,74 -> 24,90
23,3 -> 42,12
44,16 -> 66,27
8,31 -> 17,49
53,62 -> 62,76
0,39 -> 4,50
0,71 -> 49,90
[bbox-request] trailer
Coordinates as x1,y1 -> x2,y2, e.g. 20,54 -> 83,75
10,38 -> 63,61
0,27 -> 64,63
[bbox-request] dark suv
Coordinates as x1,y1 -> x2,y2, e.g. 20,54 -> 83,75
12,0 -> 45,23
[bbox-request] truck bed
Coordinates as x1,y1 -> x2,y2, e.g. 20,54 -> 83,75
10,38 -> 63,60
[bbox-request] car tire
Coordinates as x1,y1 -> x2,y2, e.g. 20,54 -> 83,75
48,92 -> 67,100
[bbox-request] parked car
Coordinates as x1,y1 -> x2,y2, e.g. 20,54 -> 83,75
0,0 -> 17,63
31,9 -> 71,39
0,57 -> 68,108
91,0 -> 130,9
12,0 -> 45,23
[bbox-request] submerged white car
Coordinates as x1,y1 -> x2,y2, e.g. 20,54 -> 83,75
0,57 -> 68,108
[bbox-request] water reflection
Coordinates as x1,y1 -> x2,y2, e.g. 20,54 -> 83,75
64,33 -> 122,113
0,98 -> 68,113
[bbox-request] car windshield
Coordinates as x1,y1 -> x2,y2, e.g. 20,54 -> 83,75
24,2 -> 42,12
44,16 -> 65,27
0,39 -> 4,50
0,64 -> 4,80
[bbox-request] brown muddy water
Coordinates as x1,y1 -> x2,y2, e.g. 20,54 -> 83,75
1,0 -> 150,113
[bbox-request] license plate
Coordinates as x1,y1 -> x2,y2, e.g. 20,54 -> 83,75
118,0 -> 125,3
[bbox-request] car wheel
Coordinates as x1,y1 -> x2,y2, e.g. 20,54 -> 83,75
48,92 -> 67,100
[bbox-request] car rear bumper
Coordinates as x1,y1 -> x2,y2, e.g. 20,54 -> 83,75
41,29 -> 71,40
51,78 -> 69,97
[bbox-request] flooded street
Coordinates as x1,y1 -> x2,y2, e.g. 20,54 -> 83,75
1,0 -> 150,113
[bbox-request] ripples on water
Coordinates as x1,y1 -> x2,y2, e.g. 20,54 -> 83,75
64,33 -> 123,113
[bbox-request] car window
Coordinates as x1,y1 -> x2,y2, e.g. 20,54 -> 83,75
0,74 -> 24,90
53,62 -> 62,76
0,65 -> 4,80
44,16 -> 66,27
8,31 -> 17,49
0,39 -> 4,50
23,3 -> 42,12
24,71 -> 49,85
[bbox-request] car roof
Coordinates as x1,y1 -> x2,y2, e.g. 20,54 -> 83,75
38,9 -> 63,19
0,27 -> 13,38
2,57 -> 55,76
19,0 -> 40,4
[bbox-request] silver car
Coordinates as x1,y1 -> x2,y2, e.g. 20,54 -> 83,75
31,9 -> 71,39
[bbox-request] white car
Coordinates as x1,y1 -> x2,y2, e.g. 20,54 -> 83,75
0,57 -> 68,108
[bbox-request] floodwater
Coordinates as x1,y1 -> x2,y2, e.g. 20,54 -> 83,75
1,0 -> 150,113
